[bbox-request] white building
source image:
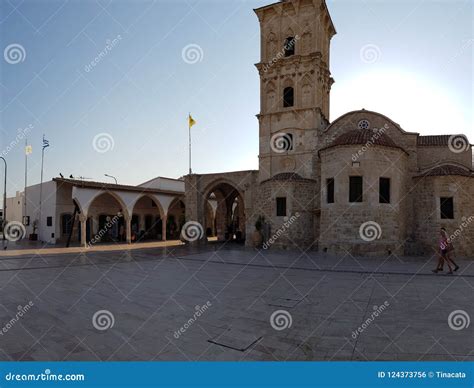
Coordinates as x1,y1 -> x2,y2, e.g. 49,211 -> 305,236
6,176 -> 197,246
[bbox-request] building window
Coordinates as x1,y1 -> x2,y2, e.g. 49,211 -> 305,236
358,119 -> 370,130
276,197 -> 287,217
273,133 -> 293,152
284,37 -> 296,57
349,176 -> 363,203
46,216 -> 53,227
327,178 -> 335,204
379,177 -> 391,204
62,214 -> 73,234
283,87 -> 294,107
440,197 -> 454,219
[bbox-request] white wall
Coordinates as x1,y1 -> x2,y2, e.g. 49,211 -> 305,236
24,181 -> 57,244
5,191 -> 24,224
139,177 -> 184,192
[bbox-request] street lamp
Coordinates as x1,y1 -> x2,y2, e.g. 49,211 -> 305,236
0,157 -> 7,241
104,174 -> 117,184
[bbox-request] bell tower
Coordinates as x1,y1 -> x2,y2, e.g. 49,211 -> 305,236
254,0 -> 336,181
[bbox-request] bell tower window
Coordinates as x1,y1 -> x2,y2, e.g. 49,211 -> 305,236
283,87 -> 294,107
284,37 -> 296,57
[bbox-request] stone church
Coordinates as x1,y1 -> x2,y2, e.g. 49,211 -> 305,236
185,0 -> 474,257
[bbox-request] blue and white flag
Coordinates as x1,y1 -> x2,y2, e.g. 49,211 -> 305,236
42,135 -> 50,150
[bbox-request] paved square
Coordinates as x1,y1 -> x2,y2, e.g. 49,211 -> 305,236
0,245 -> 473,361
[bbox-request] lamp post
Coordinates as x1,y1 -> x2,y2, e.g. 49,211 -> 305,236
0,157 -> 7,241
104,174 -> 117,184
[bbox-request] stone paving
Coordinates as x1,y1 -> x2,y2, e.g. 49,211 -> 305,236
0,243 -> 472,361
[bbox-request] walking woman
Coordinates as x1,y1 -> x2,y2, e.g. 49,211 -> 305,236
432,228 -> 460,274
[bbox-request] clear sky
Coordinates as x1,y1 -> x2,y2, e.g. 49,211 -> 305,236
1,0 -> 472,198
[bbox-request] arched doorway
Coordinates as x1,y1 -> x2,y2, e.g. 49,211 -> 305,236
131,195 -> 164,242
87,192 -> 126,244
168,198 -> 186,240
203,182 -> 245,243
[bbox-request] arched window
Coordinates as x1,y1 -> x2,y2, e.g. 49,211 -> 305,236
283,87 -> 294,107
284,37 -> 296,57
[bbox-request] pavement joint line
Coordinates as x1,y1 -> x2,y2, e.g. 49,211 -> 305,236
1,249 -> 473,279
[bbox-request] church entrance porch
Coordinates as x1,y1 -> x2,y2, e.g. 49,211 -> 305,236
184,171 -> 258,246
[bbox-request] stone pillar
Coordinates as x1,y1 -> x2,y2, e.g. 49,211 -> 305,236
162,215 -> 167,241
215,198 -> 227,241
79,215 -> 87,248
125,216 -> 132,244
184,174 -> 205,244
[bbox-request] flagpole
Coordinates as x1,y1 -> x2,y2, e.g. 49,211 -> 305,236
24,138 -> 28,225
188,113 -> 192,175
38,138 -> 45,240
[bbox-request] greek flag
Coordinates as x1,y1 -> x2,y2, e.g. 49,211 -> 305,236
42,135 -> 50,150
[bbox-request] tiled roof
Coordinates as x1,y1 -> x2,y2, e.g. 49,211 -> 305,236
320,128 -> 405,153
53,178 -> 183,195
417,135 -> 450,146
417,134 -> 471,147
415,165 -> 473,178
262,173 -> 315,183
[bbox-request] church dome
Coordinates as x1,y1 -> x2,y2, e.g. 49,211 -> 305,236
320,128 -> 405,153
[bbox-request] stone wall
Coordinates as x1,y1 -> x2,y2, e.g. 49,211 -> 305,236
254,177 -> 317,250
417,146 -> 472,170
319,145 -> 409,256
411,175 -> 474,257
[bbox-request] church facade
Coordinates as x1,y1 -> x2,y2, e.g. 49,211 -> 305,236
185,0 -> 474,257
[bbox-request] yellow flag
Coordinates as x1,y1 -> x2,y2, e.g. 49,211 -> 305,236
188,114 -> 196,128
25,145 -> 32,155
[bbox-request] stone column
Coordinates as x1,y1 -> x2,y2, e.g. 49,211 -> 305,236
184,174 -> 206,244
139,215 -> 145,232
162,215 -> 167,241
125,216 -> 132,244
79,214 -> 87,248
